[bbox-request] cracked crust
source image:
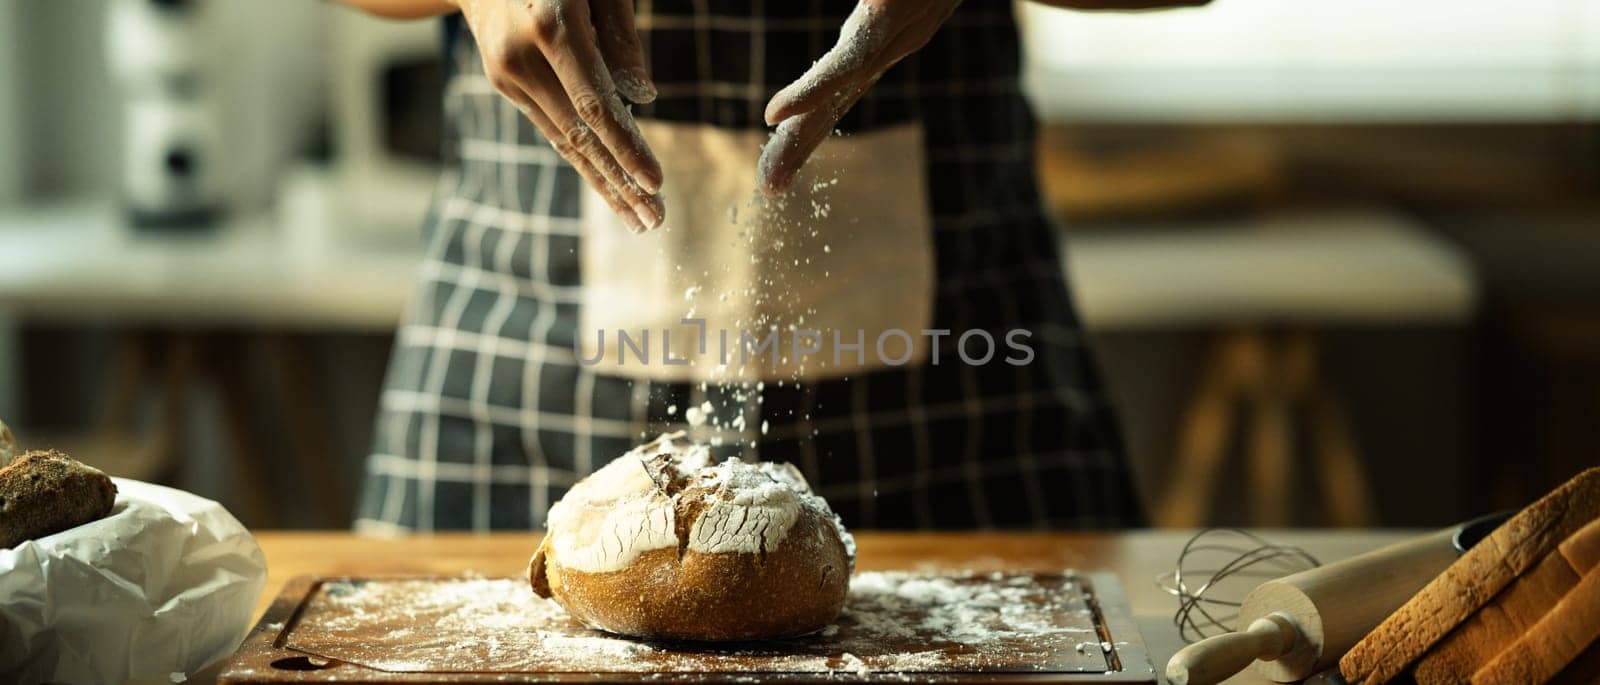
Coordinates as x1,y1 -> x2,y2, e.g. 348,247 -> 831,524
529,433 -> 854,641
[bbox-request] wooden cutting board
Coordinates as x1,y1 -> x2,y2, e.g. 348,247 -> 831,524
220,571 -> 1155,683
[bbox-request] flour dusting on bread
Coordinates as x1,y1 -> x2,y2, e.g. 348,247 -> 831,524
533,432 -> 856,640
542,438 -> 681,574
545,432 -> 853,574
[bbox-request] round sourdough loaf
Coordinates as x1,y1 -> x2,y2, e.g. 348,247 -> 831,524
528,432 -> 855,641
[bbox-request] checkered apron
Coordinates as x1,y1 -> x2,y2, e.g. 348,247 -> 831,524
355,1 -> 1144,533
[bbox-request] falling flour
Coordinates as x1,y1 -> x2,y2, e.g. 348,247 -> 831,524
684,401 -> 714,428
643,128 -> 849,460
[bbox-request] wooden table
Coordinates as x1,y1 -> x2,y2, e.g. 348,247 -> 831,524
239,529 -> 1421,685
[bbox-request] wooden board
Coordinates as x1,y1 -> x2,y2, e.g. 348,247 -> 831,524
220,572 -> 1155,684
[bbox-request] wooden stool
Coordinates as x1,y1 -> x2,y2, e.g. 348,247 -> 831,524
1157,327 -> 1373,526
1065,210 -> 1478,526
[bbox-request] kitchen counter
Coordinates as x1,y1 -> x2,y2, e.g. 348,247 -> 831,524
248,529 -> 1421,684
0,204 -> 1474,333
0,203 -> 419,331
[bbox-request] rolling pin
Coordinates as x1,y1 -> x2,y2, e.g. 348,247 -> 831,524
1167,528 -> 1459,685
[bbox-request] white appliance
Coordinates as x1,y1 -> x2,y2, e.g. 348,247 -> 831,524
324,7 -> 442,240
106,0 -> 228,226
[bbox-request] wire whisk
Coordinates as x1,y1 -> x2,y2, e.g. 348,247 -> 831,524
1157,528 -> 1322,644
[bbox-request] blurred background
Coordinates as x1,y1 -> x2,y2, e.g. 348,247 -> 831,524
0,0 -> 1595,530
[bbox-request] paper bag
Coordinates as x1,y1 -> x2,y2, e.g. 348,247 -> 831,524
0,478 -> 267,685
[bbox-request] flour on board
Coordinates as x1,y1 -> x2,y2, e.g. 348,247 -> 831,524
289,571 -> 1108,675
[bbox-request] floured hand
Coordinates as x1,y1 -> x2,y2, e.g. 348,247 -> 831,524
757,0 -> 961,196
456,0 -> 666,232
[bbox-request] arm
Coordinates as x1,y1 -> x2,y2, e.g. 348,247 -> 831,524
333,0 -> 459,20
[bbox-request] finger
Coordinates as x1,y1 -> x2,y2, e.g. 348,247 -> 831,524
764,3 -> 896,125
503,73 -> 658,232
759,64 -> 880,195
532,1 -> 664,194
575,155 -> 650,234
756,108 -> 843,196
512,54 -> 665,230
590,0 -> 656,104
548,115 -> 665,231
528,105 -> 646,233
511,91 -> 648,233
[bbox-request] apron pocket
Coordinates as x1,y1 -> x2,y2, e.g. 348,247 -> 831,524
579,120 -> 934,384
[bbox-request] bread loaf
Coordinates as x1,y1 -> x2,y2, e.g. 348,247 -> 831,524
528,433 -> 855,641
1341,467 -> 1600,684
0,449 -> 119,549
1414,518 -> 1600,684
1469,564 -> 1600,685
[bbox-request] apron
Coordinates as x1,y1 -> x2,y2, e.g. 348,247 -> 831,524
356,0 -> 1143,533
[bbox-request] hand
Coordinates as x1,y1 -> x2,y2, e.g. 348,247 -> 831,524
456,0 -> 666,232
757,0 -> 961,196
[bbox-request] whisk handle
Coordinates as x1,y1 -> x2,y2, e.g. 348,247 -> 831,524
1167,614 -> 1299,685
